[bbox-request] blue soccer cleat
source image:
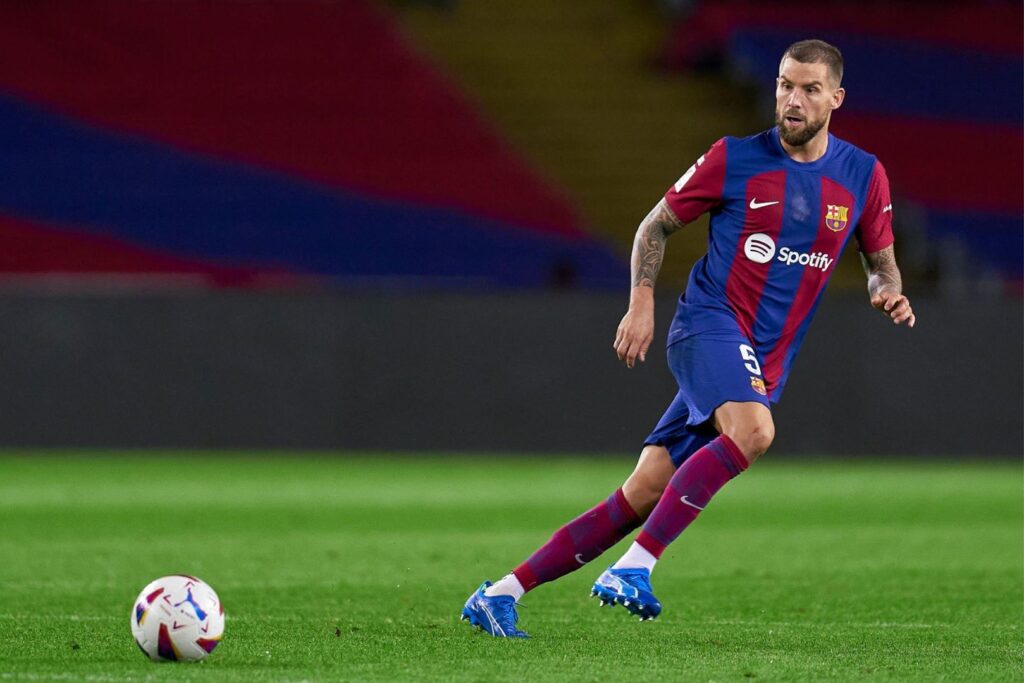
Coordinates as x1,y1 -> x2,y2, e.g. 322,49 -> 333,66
461,581 -> 529,638
591,567 -> 662,621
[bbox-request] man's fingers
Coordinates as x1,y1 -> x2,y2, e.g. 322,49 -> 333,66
888,299 -> 909,318
884,295 -> 907,312
616,315 -> 655,367
871,292 -> 915,327
626,339 -> 642,368
630,338 -> 654,367
873,293 -> 905,311
872,293 -> 895,309
616,333 -> 635,364
894,309 -> 913,324
892,302 -> 914,325
618,335 -> 650,368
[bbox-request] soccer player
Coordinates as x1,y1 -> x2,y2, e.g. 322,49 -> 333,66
461,39 -> 914,638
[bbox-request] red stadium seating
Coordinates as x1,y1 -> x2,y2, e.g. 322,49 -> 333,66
0,1 -> 625,287
0,0 -> 586,238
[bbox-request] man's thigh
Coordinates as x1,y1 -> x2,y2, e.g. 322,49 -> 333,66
644,332 -> 770,467
713,401 -> 774,436
665,332 -> 772,428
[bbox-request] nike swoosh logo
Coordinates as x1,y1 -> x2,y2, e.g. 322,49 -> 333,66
882,204 -> 893,213
575,553 -> 586,565
749,198 -> 780,210
680,495 -> 705,511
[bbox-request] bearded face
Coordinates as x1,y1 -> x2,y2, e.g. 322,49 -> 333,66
774,58 -> 842,151
775,108 -> 827,147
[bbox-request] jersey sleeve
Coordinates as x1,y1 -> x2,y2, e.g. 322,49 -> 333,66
663,138 -> 727,224
855,160 -> 895,253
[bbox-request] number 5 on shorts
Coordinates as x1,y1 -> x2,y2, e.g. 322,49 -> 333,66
739,344 -> 762,376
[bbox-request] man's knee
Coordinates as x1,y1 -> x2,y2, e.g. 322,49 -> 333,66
732,421 -> 774,461
714,402 -> 775,463
622,445 -> 674,518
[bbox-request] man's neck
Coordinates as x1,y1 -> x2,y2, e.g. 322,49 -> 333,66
780,128 -> 830,163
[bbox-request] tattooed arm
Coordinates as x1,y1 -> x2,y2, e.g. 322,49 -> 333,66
631,199 -> 685,289
614,199 -> 686,368
860,245 -> 916,327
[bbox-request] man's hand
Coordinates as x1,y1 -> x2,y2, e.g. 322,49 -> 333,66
861,245 -> 916,328
871,291 -> 915,327
614,302 -> 654,369
617,200 -> 684,368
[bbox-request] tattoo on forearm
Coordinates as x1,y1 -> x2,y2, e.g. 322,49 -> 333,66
632,200 -> 684,288
861,245 -> 902,298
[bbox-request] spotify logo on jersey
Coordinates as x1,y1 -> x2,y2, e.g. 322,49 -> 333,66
744,233 -> 776,264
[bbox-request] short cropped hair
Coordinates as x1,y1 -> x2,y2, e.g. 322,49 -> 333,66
781,39 -> 844,86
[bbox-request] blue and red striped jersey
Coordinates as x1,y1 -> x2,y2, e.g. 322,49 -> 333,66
663,127 -> 894,400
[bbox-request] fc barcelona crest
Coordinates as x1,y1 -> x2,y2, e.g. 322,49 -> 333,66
825,204 -> 849,232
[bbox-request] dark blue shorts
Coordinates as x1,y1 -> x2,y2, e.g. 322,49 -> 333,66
645,331 -> 771,466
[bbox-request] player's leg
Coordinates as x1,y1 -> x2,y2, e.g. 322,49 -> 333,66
462,403 -> 711,637
712,400 -> 775,464
621,444 -> 677,517
499,388 -> 718,591
621,387 -> 717,513
481,387 -> 709,590
594,412 -> 759,619
596,335 -> 772,619
633,401 -> 772,563
471,446 -> 670,600
461,450 -> 654,638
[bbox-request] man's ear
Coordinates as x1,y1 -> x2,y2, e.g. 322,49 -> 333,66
831,87 -> 846,111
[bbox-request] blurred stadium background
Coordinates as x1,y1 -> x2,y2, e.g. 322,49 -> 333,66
0,0 -> 1020,457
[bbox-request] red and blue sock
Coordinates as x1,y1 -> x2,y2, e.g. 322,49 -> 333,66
634,435 -> 748,560
506,488 -> 641,593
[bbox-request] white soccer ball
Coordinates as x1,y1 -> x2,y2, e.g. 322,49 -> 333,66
130,575 -> 225,662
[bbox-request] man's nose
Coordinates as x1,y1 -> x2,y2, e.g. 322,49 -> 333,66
786,91 -> 802,109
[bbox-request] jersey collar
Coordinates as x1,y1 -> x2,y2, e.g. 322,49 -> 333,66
769,127 -> 835,170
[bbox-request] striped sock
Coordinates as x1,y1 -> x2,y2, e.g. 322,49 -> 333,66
634,435 -> 748,559
509,488 -> 641,593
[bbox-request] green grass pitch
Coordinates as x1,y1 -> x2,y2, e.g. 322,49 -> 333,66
0,453 -> 1021,681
